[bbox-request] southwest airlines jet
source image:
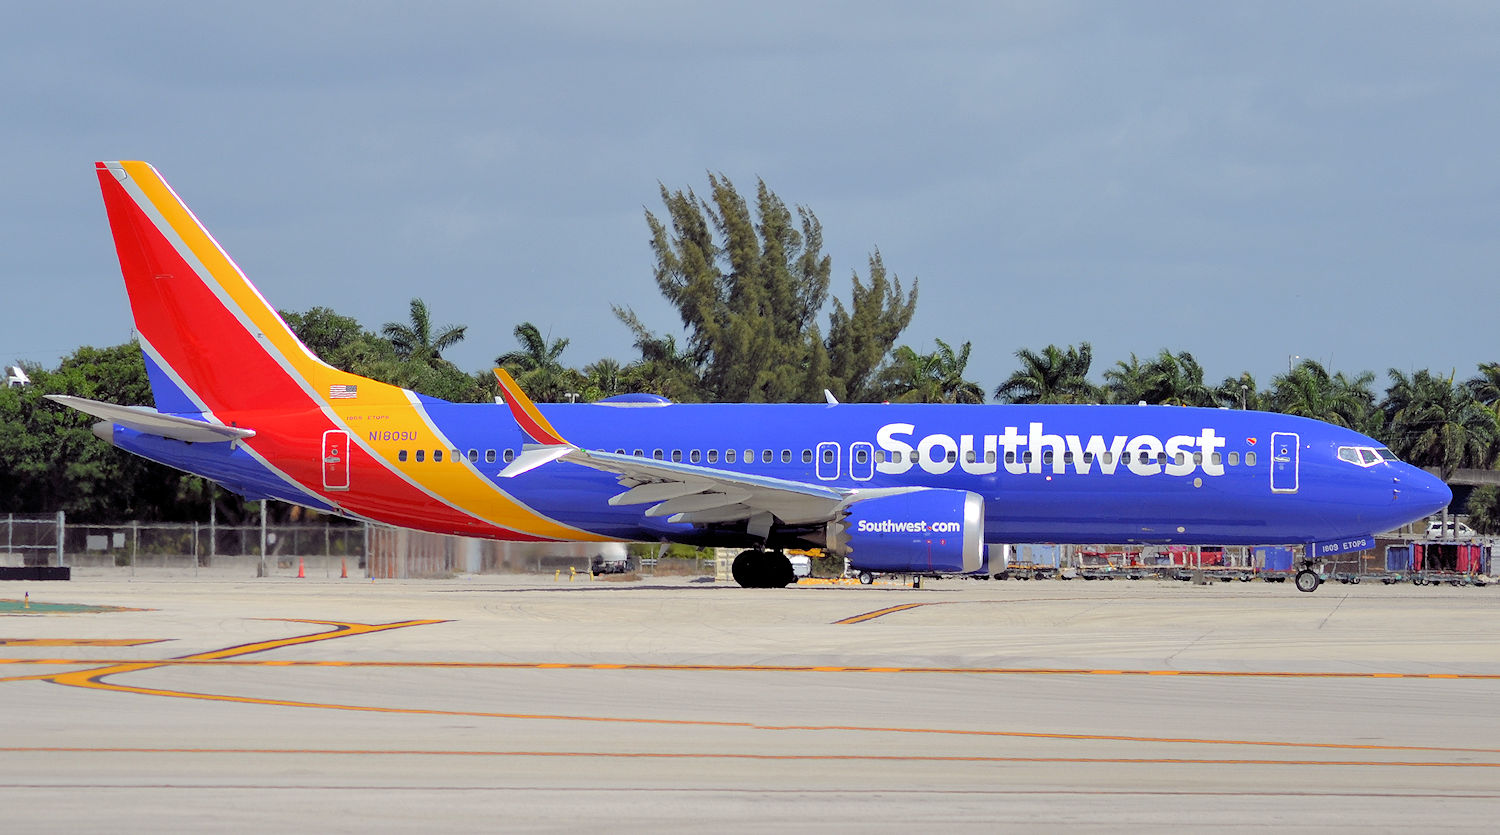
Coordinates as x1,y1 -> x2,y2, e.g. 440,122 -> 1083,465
51,162 -> 1452,593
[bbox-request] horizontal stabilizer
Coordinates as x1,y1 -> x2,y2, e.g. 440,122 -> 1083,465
47,395 -> 256,444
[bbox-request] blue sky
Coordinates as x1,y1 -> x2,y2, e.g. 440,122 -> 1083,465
3,2 -> 1496,398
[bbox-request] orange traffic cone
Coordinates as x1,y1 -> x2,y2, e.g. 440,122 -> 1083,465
296,558 -> 306,579
340,558 -> 348,579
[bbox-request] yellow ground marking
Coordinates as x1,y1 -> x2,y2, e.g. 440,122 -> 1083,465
0,639 -> 164,647
0,747 -> 1495,768
2,657 -> 1498,680
834,602 -> 939,624
13,618 -> 1499,757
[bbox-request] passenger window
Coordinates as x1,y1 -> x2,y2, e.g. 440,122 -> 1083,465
1211,452 -> 1221,466
415,449 -> 425,462
802,449 -> 813,463
822,448 -> 835,463
1229,451 -> 1240,466
690,450 -> 701,464
615,448 -> 625,455
1193,452 -> 1203,465
468,449 -> 479,462
986,451 -> 996,464
1042,451 -> 1053,465
1246,451 -> 1257,467
875,450 -> 886,463
671,450 -> 682,462
1063,452 -> 1074,464
653,449 -> 664,460
726,449 -> 737,463
965,450 -> 976,463
452,448 -> 461,462
946,450 -> 957,463
1083,452 -> 1094,464
1023,451 -> 1034,464
503,449 -> 515,463
398,449 -> 408,462
781,450 -> 791,463
1102,452 -> 1113,465
745,449 -> 754,463
633,448 -> 644,458
1005,451 -> 1016,464
856,449 -> 869,464
485,449 -> 496,463
1122,452 -> 1132,464
707,450 -> 719,464
762,450 -> 773,463
433,450 -> 443,463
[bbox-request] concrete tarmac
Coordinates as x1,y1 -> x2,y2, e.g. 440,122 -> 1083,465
2,573 -> 1498,832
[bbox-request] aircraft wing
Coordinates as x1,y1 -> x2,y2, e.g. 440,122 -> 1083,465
550,447 -> 846,526
47,395 -> 256,444
490,369 -> 847,527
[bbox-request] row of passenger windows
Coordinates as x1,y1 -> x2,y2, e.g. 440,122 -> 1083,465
392,446 -> 1259,468
397,448 -> 517,464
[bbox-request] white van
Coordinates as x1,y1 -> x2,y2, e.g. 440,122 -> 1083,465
1425,519 -> 1477,540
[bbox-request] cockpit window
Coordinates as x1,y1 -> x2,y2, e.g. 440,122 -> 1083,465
1338,445 -> 1386,468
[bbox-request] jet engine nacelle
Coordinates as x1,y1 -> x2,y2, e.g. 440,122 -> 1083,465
828,488 -> 985,574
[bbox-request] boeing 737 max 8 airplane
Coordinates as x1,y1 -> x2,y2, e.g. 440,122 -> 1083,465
50,162 -> 1452,592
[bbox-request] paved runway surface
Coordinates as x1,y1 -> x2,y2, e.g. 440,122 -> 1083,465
2,573 -> 1498,832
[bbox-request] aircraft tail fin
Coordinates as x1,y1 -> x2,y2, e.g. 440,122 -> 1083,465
493,368 -> 570,446
94,161 -> 377,416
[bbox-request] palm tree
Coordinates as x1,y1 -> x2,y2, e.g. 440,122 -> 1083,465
1216,372 -> 1261,410
994,343 -> 1099,404
1382,369 -> 1499,479
1142,349 -> 1215,407
1269,360 -> 1380,432
381,298 -> 467,370
1103,353 -> 1150,404
879,339 -> 985,404
1467,362 -> 1500,417
496,323 -> 580,402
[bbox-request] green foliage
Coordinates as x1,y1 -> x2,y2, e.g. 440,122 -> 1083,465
996,343 -> 1100,404
283,302 -> 486,403
878,339 -> 985,404
623,174 -> 915,403
1465,486 -> 1500,534
1381,369 -> 1499,479
1101,349 -> 1213,407
0,344 -> 217,522
1268,360 -> 1381,433
496,323 -> 586,403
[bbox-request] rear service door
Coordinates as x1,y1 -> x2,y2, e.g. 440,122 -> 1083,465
322,429 -> 351,491
1270,431 -> 1299,493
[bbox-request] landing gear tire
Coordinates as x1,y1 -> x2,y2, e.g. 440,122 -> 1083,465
1294,569 -> 1321,593
732,550 -> 796,589
857,571 -> 874,585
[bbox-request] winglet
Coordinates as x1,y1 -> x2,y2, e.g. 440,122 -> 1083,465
493,368 -> 569,446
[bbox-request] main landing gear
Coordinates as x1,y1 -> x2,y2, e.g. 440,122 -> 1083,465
731,549 -> 796,589
1294,557 -> 1325,593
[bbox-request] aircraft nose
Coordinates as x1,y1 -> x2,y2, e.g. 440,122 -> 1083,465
1397,465 -> 1452,519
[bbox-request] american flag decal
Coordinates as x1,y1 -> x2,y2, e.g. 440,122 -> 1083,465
329,384 -> 358,399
